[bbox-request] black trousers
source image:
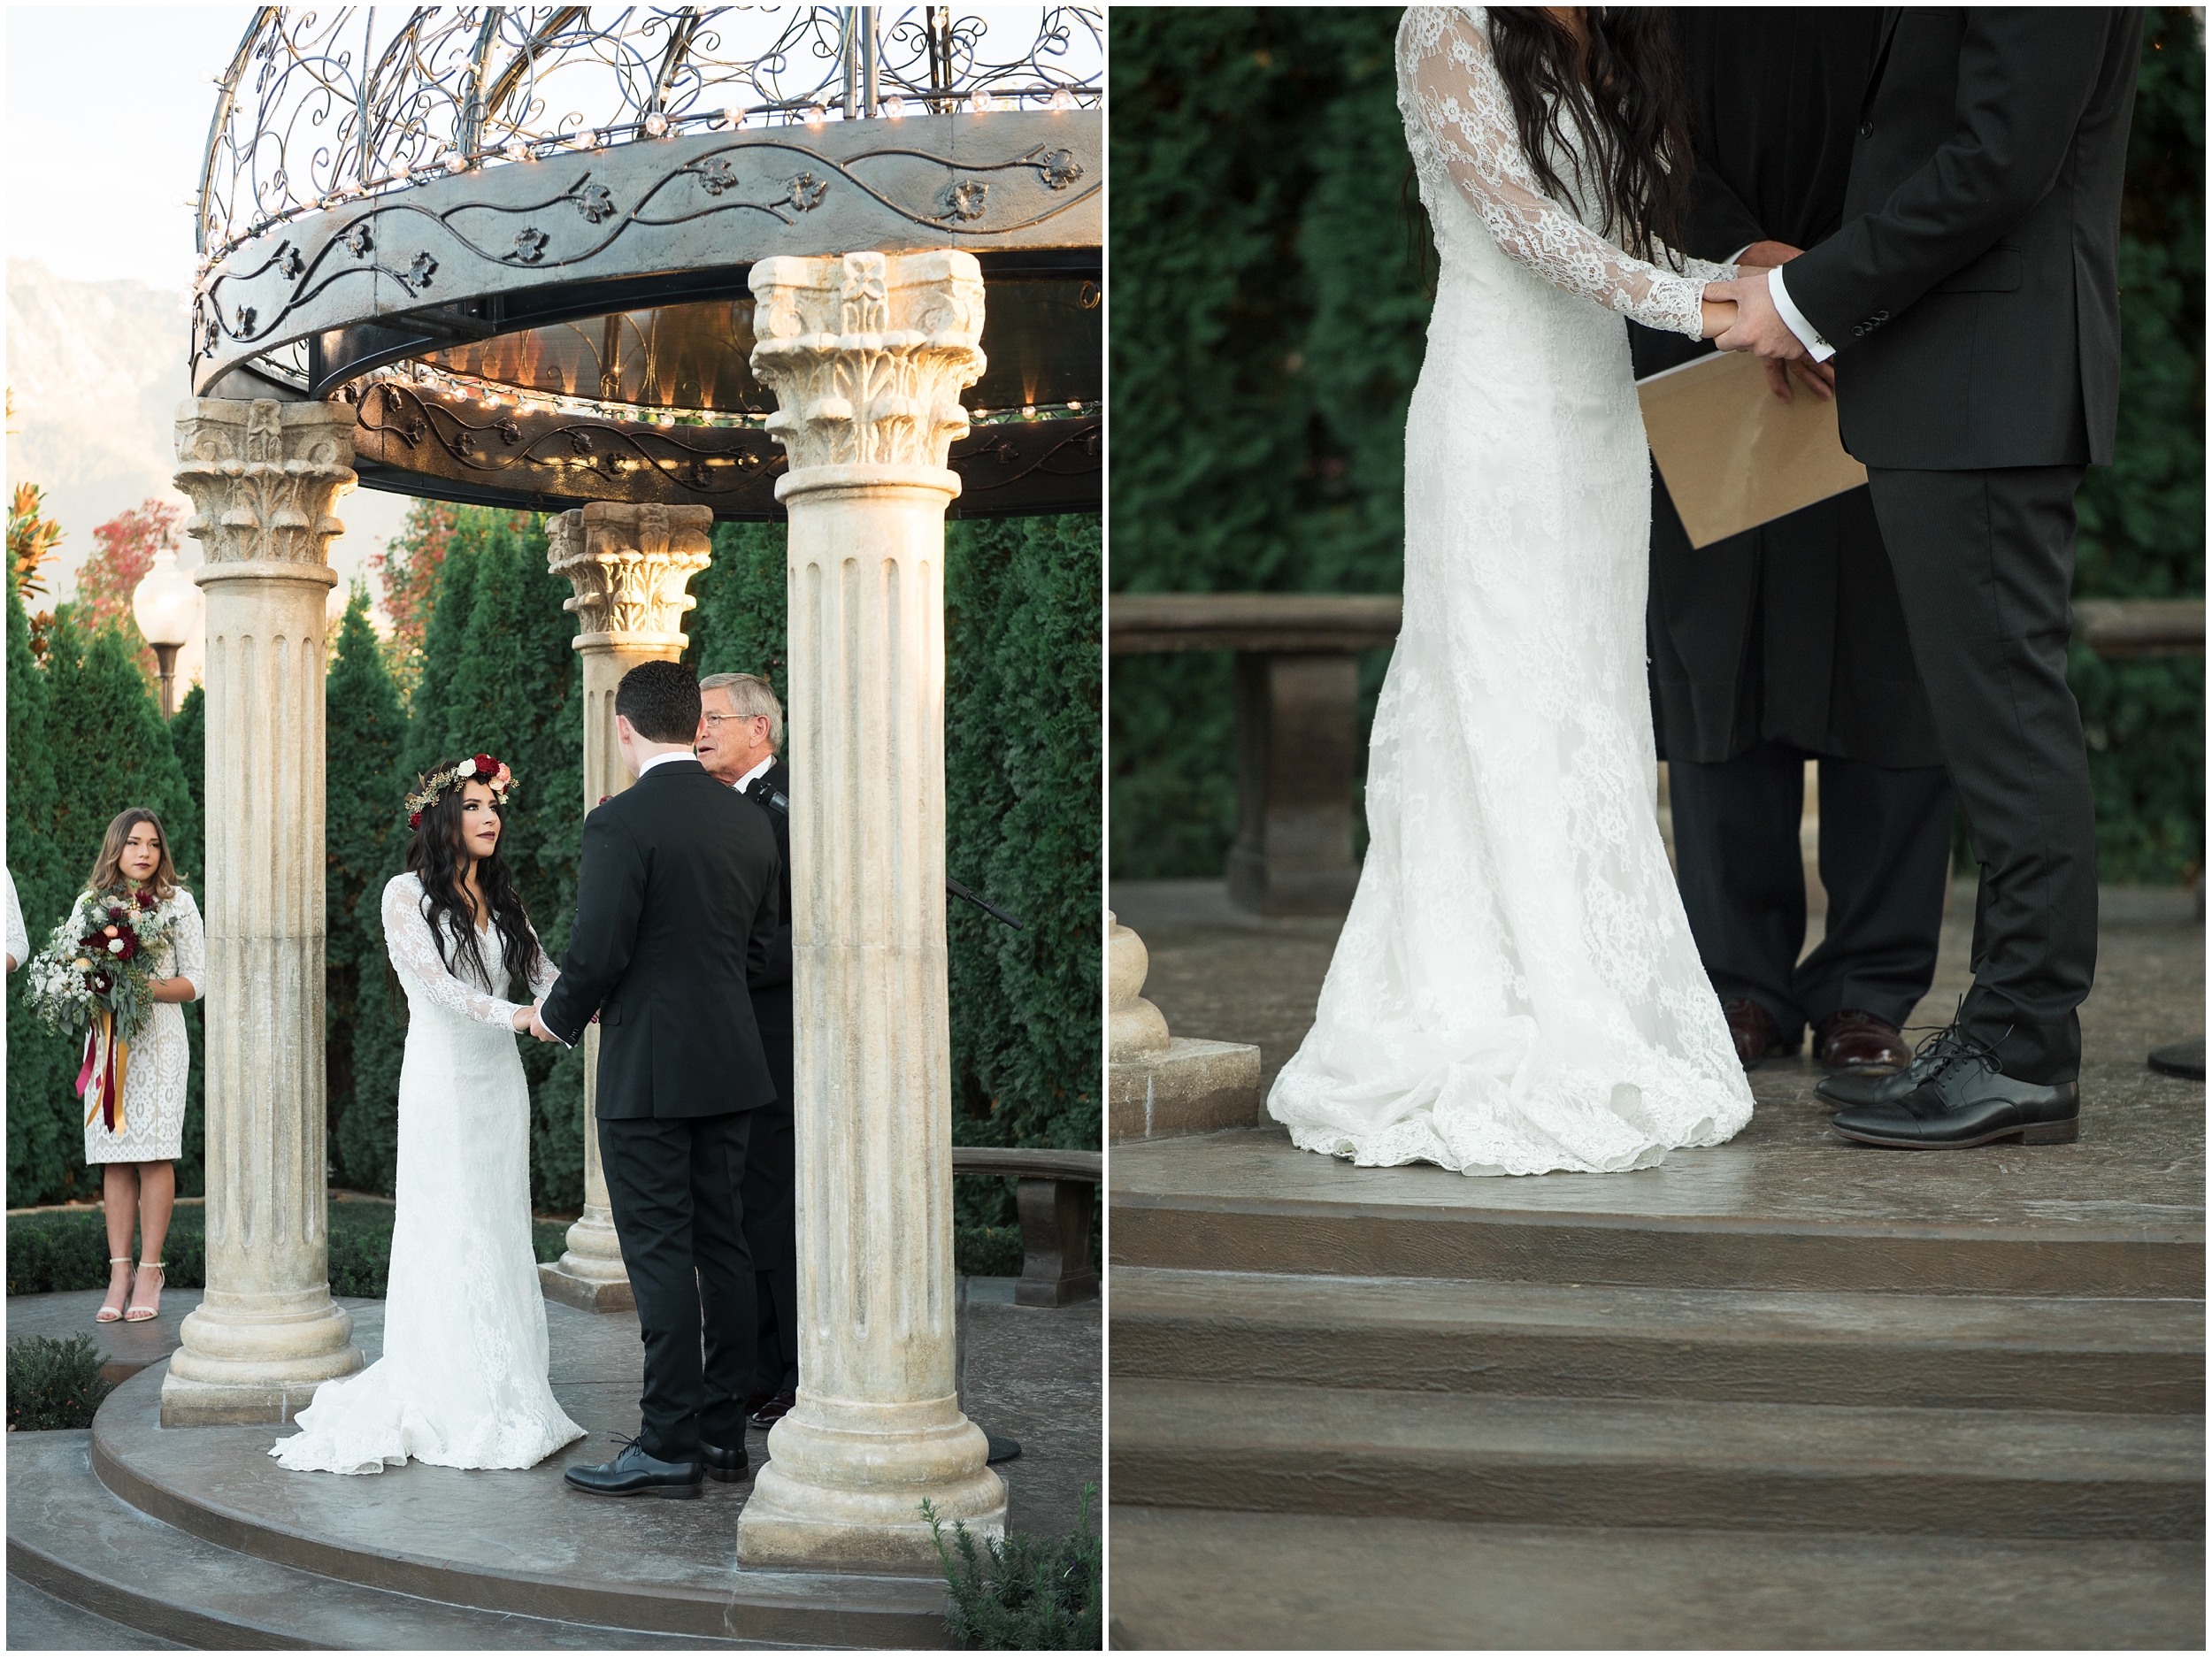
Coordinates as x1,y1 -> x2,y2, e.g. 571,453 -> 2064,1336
1866,464 -> 2099,1084
1671,743 -> 1953,1045
742,984 -> 799,1396
742,1104 -> 799,1394
597,1111 -> 756,1461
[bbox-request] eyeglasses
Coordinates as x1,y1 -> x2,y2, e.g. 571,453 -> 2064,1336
702,713 -> 768,731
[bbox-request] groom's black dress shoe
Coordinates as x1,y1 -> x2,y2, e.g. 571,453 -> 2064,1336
564,1438 -> 704,1500
1831,1045 -> 2080,1150
701,1438 -> 750,1484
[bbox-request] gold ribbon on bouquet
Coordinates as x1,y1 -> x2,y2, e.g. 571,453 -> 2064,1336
77,1009 -> 129,1137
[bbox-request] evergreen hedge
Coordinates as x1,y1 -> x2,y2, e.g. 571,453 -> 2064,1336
1108,6 -> 2205,886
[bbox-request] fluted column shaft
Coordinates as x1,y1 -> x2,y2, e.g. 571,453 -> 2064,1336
539,503 -> 714,1311
734,249 -> 1006,1571
162,398 -> 364,1424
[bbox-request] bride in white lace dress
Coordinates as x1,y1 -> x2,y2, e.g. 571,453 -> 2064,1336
273,755 -> 583,1474
1269,7 -> 1755,1176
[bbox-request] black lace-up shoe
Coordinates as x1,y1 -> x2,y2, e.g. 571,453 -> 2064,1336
564,1437 -> 704,1499
701,1438 -> 749,1484
1831,1032 -> 2080,1151
1816,1016 -> 1972,1109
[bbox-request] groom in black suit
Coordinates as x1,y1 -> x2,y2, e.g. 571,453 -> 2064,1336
534,660 -> 782,1495
1713,8 -> 2143,1148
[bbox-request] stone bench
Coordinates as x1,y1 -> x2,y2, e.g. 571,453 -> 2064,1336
1110,592 -> 2206,917
950,1146 -> 1101,1308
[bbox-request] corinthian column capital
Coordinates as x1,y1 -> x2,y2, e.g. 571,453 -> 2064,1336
173,398 -> 356,570
546,501 -> 716,648
747,249 -> 987,477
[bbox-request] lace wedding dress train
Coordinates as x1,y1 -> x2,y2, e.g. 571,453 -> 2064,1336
271,874 -> 584,1474
1267,7 -> 1755,1177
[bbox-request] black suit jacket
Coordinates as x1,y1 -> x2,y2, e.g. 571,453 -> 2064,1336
739,757 -> 795,1113
1782,7 -> 2141,469
541,757 -> 781,1119
741,758 -> 793,994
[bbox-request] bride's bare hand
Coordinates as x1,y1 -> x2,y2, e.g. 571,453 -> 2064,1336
1700,296 -> 1737,340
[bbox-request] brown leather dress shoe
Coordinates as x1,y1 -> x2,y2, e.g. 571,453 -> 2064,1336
1722,998 -> 1793,1070
1815,1009 -> 1910,1072
749,1389 -> 796,1430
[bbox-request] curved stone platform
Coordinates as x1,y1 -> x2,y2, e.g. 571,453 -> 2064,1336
13,1282 -> 1098,1649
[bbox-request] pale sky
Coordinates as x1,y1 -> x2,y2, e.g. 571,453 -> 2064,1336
6,7 -> 257,291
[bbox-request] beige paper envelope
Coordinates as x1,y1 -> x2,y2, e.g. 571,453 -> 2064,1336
1636,349 -> 1868,548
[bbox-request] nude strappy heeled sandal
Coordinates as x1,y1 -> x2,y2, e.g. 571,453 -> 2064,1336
124,1260 -> 165,1323
96,1257 -> 132,1323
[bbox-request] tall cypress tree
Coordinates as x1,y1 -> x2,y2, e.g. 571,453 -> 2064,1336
7,561 -> 71,1207
324,590 -> 407,1190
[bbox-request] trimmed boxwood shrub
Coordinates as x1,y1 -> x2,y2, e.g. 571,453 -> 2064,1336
7,1332 -> 114,1431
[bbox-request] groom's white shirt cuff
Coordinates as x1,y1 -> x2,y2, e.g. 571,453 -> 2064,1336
1768,267 -> 1836,363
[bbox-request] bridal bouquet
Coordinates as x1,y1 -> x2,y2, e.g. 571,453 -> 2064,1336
22,888 -> 183,1134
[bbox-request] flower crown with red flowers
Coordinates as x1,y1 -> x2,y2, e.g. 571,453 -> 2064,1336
406,753 -> 515,829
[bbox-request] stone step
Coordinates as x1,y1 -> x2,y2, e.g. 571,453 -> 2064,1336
1110,1129 -> 2205,1298
1107,1505 -> 2208,1650
81,1364 -> 950,1650
1110,1379 -> 2204,1541
1111,1267 -> 2206,1415
6,1431 -> 777,1650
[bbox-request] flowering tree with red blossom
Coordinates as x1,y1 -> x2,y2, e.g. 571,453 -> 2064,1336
73,498 -> 187,679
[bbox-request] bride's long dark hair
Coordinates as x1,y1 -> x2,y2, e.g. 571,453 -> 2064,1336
403,760 -> 542,993
1486,7 -> 1693,263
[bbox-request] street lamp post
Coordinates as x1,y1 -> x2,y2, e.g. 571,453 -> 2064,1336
131,546 -> 202,718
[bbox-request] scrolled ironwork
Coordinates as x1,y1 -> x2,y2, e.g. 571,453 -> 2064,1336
196,7 -> 1103,266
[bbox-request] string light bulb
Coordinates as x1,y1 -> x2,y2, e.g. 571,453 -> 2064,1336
1048,88 -> 1077,111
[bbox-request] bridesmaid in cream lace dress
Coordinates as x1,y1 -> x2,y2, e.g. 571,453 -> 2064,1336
75,809 -> 205,1324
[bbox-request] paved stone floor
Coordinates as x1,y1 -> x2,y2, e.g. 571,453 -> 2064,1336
1112,877 -> 2206,1142
6,1277 -> 1098,1647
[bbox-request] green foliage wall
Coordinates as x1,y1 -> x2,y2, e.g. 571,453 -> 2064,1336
2071,7 -> 2205,883
6,580 -> 204,1207
1109,6 -> 2205,886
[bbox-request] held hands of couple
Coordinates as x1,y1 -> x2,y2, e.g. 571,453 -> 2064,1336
511,1001 -> 561,1043
1699,240 -> 1837,402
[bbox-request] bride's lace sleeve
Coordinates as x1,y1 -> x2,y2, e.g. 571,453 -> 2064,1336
381,876 -> 526,1029
1400,7 -> 1729,338
526,923 -> 559,1002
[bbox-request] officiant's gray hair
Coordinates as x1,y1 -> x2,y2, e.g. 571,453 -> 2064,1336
699,672 -> 783,752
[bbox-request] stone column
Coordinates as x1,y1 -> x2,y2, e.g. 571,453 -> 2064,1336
733,249 -> 1006,1571
537,502 -> 714,1313
162,399 -> 365,1424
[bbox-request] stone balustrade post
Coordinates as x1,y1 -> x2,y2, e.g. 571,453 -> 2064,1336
733,249 -> 1007,1571
161,398 -> 365,1424
538,502 -> 715,1313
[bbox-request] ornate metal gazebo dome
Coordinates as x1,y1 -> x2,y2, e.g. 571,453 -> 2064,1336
190,6 -> 1102,518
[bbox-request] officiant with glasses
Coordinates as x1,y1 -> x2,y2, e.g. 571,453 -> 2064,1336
1629,7 -> 1955,1077
694,671 -> 799,1430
